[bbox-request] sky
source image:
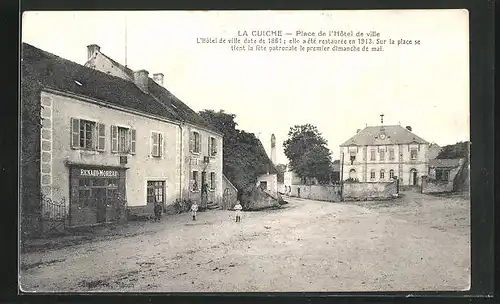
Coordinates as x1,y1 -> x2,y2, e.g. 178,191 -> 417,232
22,10 -> 470,164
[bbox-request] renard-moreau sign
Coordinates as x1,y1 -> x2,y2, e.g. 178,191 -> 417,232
79,169 -> 119,178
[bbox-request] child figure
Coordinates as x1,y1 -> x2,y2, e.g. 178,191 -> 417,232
154,201 -> 163,222
234,201 -> 242,222
190,201 -> 199,221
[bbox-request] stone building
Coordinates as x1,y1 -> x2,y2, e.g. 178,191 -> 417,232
21,43 -> 223,229
339,123 -> 433,186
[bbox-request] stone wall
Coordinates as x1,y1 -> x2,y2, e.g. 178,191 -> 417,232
286,184 -> 341,202
343,181 -> 397,200
421,177 -> 454,194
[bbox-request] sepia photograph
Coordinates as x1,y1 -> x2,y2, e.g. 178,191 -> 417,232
20,10 -> 471,293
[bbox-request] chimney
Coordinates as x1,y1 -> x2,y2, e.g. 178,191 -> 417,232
153,73 -> 164,86
134,70 -> 149,93
406,126 -> 412,131
87,44 -> 101,61
356,129 -> 361,133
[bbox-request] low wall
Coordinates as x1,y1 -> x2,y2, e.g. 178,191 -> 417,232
286,184 -> 342,202
422,177 -> 454,194
343,182 -> 397,201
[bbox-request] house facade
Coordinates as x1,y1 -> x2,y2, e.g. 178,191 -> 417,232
22,43 -> 223,229
339,125 -> 431,186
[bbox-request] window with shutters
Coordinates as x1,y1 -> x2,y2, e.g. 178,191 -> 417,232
191,131 -> 201,154
111,126 -> 136,154
151,131 -> 163,158
209,136 -> 217,156
71,118 -> 105,151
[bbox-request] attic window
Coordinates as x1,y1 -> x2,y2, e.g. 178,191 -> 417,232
74,80 -> 82,86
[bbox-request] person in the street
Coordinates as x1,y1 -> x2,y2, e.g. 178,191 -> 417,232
191,201 -> 199,221
234,201 -> 242,222
154,200 -> 163,222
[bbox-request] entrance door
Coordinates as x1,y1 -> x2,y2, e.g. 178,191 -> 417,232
93,188 -> 107,223
411,169 -> 418,186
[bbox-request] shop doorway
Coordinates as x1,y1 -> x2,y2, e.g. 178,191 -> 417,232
69,167 -> 125,227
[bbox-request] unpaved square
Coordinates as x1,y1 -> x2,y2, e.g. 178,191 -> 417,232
19,191 -> 470,292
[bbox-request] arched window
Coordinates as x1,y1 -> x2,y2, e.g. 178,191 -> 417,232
389,169 -> 395,179
380,169 -> 385,179
370,169 -> 376,179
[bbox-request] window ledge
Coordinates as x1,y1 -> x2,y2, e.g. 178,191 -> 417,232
191,190 -> 200,193
78,149 -> 101,155
191,151 -> 201,155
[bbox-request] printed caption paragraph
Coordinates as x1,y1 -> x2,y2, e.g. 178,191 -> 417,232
196,30 -> 421,53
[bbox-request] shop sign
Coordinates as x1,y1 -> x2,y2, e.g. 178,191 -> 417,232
79,168 -> 119,178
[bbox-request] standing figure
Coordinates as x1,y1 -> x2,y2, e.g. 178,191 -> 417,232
154,201 -> 163,222
234,201 -> 242,222
191,201 -> 199,221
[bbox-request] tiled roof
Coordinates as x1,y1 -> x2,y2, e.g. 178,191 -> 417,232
340,125 -> 428,146
21,43 -> 220,134
429,158 -> 462,168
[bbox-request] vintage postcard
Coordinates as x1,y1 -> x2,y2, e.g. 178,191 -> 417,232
20,10 -> 470,293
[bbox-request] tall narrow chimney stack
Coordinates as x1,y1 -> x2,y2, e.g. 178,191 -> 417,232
87,44 -> 101,61
134,70 -> 149,93
271,134 -> 277,165
153,73 -> 164,86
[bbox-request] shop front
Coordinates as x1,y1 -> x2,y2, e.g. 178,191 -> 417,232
68,165 -> 127,227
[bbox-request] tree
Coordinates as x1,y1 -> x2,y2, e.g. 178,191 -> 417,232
276,164 -> 287,183
198,110 -> 277,201
283,124 -> 332,183
295,146 -> 332,184
437,141 -> 470,159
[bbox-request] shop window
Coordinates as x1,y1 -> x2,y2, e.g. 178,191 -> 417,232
147,181 -> 165,204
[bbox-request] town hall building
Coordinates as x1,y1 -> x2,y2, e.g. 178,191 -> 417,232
339,118 -> 432,187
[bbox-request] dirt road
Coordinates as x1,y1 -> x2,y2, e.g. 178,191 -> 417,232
20,191 -> 470,292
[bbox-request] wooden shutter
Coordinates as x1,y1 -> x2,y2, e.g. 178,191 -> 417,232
158,133 -> 163,157
213,138 -> 217,154
152,132 -> 159,157
111,125 -> 118,153
197,133 -> 201,153
70,118 -> 80,149
97,123 -> 106,151
189,132 -> 194,152
130,129 -> 136,154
